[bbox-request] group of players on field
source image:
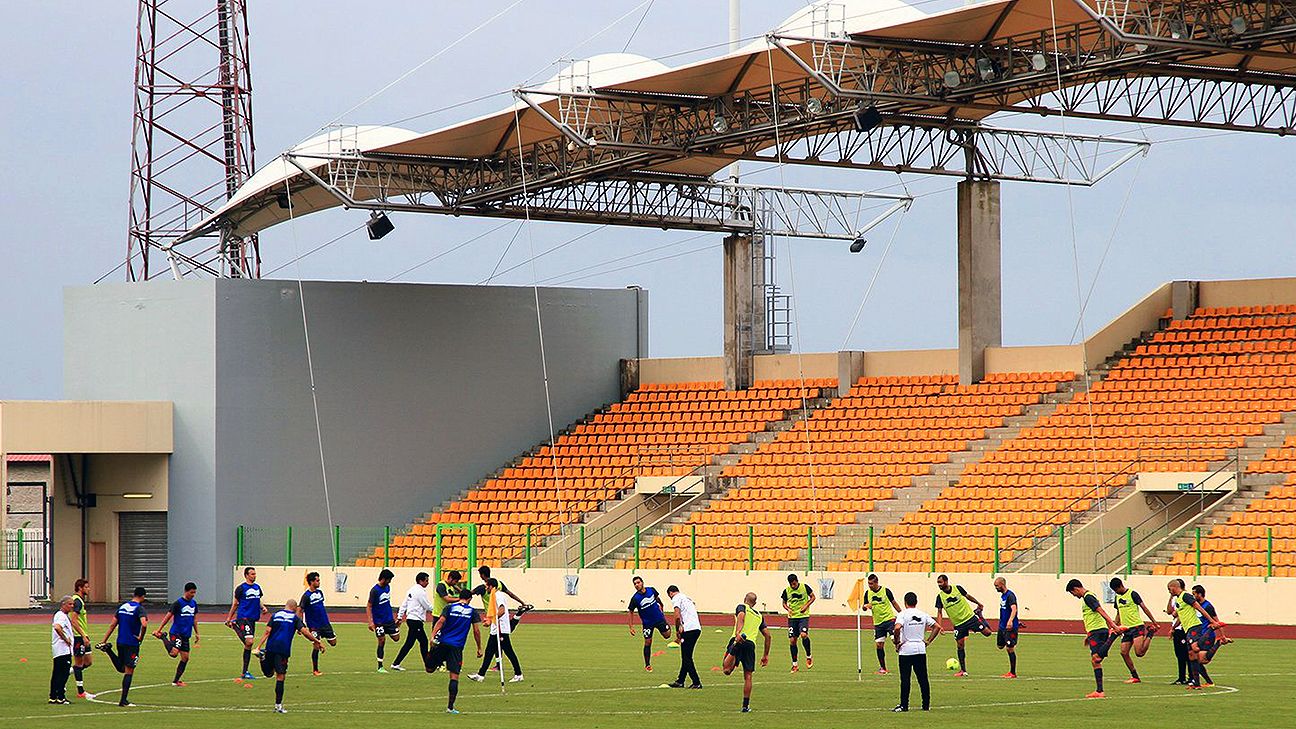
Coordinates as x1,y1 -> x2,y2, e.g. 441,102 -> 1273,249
55,564 -> 533,714
51,566 -> 1232,713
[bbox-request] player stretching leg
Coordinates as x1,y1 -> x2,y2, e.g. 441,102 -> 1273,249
626,575 -> 671,672
367,569 -> 400,673
71,579 -> 94,698
1066,579 -> 1124,698
933,574 -> 991,676
1110,577 -> 1159,683
993,577 -> 1020,678
152,582 -> 200,686
226,566 -> 267,679
298,571 -> 337,676
782,573 -> 816,672
425,588 -> 483,714
863,573 -> 900,675
723,592 -> 771,713
1167,579 -> 1222,690
1189,584 -> 1229,688
97,587 -> 148,707
255,600 -> 324,714
470,578 -> 524,682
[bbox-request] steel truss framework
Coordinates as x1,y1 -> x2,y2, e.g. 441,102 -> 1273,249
187,0 -> 1296,265
129,0 -> 258,280
284,153 -> 912,241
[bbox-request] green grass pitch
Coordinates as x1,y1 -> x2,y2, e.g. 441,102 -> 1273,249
0,622 -> 1288,727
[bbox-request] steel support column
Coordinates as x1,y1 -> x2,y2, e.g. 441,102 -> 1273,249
724,234 -> 763,390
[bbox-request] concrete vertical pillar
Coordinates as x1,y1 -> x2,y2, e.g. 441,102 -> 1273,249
1171,280 -> 1199,321
957,180 -> 1002,385
837,350 -> 866,395
723,234 -> 757,390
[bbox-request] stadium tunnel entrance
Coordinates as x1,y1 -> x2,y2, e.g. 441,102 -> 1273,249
0,401 -> 172,607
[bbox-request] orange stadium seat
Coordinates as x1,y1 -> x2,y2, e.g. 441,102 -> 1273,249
365,379 -> 836,566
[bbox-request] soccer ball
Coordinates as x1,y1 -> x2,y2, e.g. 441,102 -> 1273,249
945,658 -> 960,671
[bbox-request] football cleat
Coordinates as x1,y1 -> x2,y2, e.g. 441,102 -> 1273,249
954,671 -> 968,677
390,664 -> 405,672
509,674 -> 525,682
1085,691 -> 1105,699
467,674 -> 484,682
1002,673 -> 1017,679
877,669 -> 890,675
1124,677 -> 1141,684
805,657 -> 813,669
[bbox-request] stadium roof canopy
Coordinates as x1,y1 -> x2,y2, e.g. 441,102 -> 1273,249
184,0 -> 1296,243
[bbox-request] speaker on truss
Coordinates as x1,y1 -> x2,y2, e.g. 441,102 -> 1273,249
852,105 -> 883,133
366,211 -> 395,240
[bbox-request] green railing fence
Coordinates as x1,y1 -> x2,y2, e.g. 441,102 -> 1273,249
234,522 -> 1284,576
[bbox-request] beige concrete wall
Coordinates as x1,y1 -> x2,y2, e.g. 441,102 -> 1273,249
1083,282 -> 1172,366
50,454 -> 169,602
637,357 -> 724,385
1198,277 -> 1296,309
863,349 -> 958,377
752,353 -> 839,383
0,570 -> 29,609
985,345 -> 1085,376
242,566 -> 1296,625
0,401 -> 173,454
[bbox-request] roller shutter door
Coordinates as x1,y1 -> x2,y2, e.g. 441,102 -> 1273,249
118,512 -> 167,602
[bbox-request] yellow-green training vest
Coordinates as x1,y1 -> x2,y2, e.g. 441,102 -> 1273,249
938,587 -> 975,624
867,586 -> 895,623
735,605 -> 763,639
1081,590 -> 1107,632
1114,590 -> 1143,629
73,596 -> 88,636
433,581 -> 452,615
784,584 -> 812,619
1174,593 -> 1202,631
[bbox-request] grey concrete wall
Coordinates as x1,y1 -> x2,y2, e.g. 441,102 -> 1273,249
65,279 -> 645,597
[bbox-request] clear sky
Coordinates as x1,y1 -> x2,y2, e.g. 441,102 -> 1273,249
2,1 -> 1293,398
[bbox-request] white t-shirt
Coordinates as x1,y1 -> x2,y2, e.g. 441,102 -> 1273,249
489,591 -> 512,636
51,611 -> 74,657
399,584 -> 432,622
672,593 -> 701,632
895,608 -> 936,656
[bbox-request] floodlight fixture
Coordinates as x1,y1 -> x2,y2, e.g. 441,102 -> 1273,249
366,211 -> 395,240
942,70 -> 961,89
712,116 -> 730,134
1030,53 -> 1047,72
805,97 -> 824,114
1231,16 -> 1248,34
852,105 -> 883,133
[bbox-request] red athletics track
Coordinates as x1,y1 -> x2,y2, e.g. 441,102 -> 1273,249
3,609 -> 1293,639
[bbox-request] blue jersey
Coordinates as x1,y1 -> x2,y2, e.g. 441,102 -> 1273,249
115,601 -> 147,647
435,602 -> 481,648
369,583 -> 394,624
998,589 -> 1019,630
169,597 -> 197,638
628,587 -> 666,626
1199,599 -> 1217,640
234,582 -> 263,620
265,609 -> 305,656
300,589 -> 330,628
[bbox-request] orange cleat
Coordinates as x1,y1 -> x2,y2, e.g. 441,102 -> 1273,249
1124,677 -> 1141,684
876,669 -> 889,675
1086,691 -> 1105,699
312,670 -> 322,677
790,664 -> 799,673
645,665 -> 653,672
805,657 -> 813,669
1001,673 -> 1017,679
953,671 -> 968,677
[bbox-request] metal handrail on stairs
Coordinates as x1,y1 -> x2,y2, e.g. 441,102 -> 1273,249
1094,452 -> 1240,574
999,459 -> 1141,570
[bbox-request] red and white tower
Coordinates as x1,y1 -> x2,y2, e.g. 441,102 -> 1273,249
127,0 -> 258,280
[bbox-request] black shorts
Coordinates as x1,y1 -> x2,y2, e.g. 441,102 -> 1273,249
1187,625 -> 1217,656
953,616 -> 987,640
233,618 -> 257,640
873,619 -> 895,641
310,625 -> 337,641
997,627 -> 1018,648
726,637 -> 757,673
260,650 -> 290,677
168,634 -> 191,653
642,621 -> 670,640
116,643 -> 141,669
1120,625 -> 1147,643
788,616 -> 811,638
1086,630 -> 1113,658
73,636 -> 93,657
425,643 -> 465,674
375,622 -> 400,639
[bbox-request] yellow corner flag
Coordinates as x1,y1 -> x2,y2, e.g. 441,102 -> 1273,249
846,578 -> 866,612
